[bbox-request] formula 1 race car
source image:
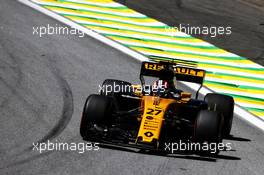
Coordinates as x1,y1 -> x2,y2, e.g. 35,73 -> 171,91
80,61 -> 234,154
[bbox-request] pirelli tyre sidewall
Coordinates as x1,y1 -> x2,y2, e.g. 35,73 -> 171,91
80,94 -> 114,138
204,93 -> 234,137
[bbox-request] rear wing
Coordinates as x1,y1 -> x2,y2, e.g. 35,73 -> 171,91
174,66 -> 205,84
140,61 -> 206,99
140,61 -> 205,84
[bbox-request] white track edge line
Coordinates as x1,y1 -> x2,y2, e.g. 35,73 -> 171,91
18,0 -> 264,132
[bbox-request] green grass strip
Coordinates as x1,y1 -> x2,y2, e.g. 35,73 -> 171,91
204,80 -> 264,91
128,45 -> 246,60
149,55 -> 263,73
43,4 -> 148,19
245,107 -> 264,112
81,23 -> 194,38
61,0 -> 128,9
105,34 -> 217,49
63,14 -> 166,28
218,93 -> 264,104
206,72 -> 264,81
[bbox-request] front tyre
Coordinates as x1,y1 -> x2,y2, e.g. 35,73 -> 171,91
194,110 -> 223,154
80,94 -> 114,138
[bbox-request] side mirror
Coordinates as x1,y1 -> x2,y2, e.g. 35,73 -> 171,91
181,92 -> 192,102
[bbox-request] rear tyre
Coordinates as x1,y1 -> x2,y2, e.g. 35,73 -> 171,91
204,93 -> 234,137
80,94 -> 114,138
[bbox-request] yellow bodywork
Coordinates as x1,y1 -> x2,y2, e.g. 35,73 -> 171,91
136,96 -> 176,145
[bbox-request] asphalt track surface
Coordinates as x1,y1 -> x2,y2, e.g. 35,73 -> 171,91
0,0 -> 264,175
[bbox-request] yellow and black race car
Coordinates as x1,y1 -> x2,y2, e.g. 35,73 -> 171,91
80,61 -> 234,154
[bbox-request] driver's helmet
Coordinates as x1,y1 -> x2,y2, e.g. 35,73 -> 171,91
152,79 -> 169,96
